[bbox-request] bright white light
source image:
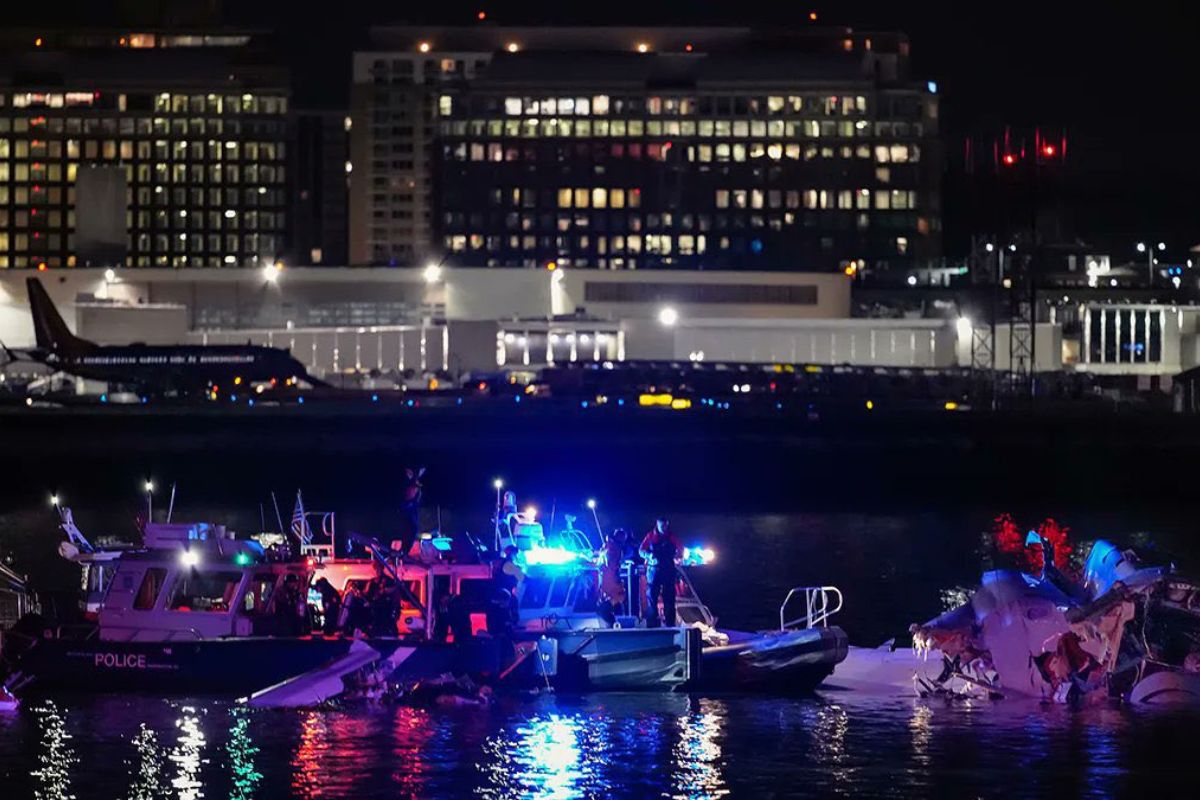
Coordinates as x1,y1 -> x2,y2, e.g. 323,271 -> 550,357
423,262 -> 443,283
1172,276 -> 1182,289
50,493 -> 59,507
493,478 -> 504,490
263,263 -> 282,283
1008,244 -> 1016,252
144,480 -> 155,493
956,316 -> 972,340
579,334 -> 590,344
524,506 -> 537,521
503,333 -> 515,344
418,41 -> 431,53
506,42 -> 520,53
586,498 -> 596,510
1110,278 -> 1118,287
224,209 -> 236,219
906,275 -> 918,286
1158,242 -> 1167,251
927,81 -> 938,94
1136,242 -> 1147,253
104,268 -> 116,283
658,306 -> 679,327
984,243 -> 994,253
523,545 -> 578,566
224,255 -> 237,264
636,42 -> 650,53
180,550 -> 200,568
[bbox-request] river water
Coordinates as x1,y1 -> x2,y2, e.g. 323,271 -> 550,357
1,691 -> 1196,799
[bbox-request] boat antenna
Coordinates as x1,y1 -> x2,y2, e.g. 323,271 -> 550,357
269,491 -> 285,534
259,502 -> 266,533
436,504 -> 442,536
549,498 -> 557,539
166,482 -> 177,523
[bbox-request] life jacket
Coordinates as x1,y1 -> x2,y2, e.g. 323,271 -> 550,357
647,532 -> 678,575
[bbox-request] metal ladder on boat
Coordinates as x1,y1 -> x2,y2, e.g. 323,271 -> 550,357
779,586 -> 843,631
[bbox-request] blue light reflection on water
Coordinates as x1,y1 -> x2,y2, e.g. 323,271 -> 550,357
2,693 -> 1199,799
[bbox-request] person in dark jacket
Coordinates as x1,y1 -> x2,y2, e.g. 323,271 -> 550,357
397,467 -> 425,558
639,517 -> 681,628
313,577 -> 342,635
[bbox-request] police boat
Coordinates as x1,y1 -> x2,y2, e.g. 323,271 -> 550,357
0,509 -> 699,701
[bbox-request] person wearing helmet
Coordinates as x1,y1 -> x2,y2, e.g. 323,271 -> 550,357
639,517 -> 680,628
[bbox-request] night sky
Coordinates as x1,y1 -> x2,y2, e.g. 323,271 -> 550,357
11,1 -> 1200,258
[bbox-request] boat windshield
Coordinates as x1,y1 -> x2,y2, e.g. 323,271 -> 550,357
168,570 -> 242,613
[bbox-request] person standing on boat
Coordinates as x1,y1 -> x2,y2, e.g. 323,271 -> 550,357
639,517 -> 681,628
397,467 -> 425,559
598,530 -> 628,622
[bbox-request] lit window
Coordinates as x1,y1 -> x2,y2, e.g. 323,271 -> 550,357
896,236 -> 909,255
610,188 -> 625,209
438,95 -> 452,116
574,188 -> 589,208
592,188 -> 607,209
504,97 -> 522,115
592,95 -> 609,114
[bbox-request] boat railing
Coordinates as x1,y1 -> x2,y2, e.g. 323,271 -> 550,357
675,566 -> 716,629
779,586 -> 843,630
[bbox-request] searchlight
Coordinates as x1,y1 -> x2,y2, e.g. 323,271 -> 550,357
523,545 -> 580,567
180,549 -> 201,568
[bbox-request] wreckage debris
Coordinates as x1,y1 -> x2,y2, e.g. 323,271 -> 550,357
910,533 -> 1200,706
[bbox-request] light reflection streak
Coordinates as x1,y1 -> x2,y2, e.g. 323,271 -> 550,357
671,698 -> 730,799
478,713 -> 591,799
169,706 -> 208,800
226,710 -> 262,800
125,724 -> 168,800
290,711 -> 331,798
908,704 -> 933,769
31,701 -> 77,800
812,703 -> 851,795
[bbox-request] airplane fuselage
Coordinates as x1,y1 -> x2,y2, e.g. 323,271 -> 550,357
46,344 -> 309,392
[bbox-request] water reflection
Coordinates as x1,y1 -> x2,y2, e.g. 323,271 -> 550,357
480,713 -> 588,799
810,703 -> 851,795
168,706 -> 208,800
672,698 -> 729,799
31,700 -> 77,800
226,710 -> 262,800
125,724 -> 168,800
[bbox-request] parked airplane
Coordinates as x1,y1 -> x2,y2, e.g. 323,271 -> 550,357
6,277 -> 327,395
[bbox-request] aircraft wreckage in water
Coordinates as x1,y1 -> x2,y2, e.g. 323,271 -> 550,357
909,536 -> 1200,706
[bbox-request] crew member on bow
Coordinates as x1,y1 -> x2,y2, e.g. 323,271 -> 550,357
639,517 -> 681,628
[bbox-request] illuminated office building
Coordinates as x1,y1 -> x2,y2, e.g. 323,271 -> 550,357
351,27 -> 940,280
0,29 -> 289,269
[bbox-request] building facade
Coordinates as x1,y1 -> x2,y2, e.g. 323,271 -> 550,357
350,26 -> 941,281
0,28 -> 290,270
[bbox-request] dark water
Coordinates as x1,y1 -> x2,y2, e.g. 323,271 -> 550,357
1,692 -> 1197,799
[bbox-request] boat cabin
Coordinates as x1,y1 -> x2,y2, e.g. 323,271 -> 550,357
97,541 -> 309,642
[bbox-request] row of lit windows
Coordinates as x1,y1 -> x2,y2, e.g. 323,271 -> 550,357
0,208 -> 282,232
440,211 -> 923,236
442,231 -> 914,258
6,92 -> 287,115
444,94 -> 875,118
439,118 -> 925,140
0,163 -> 284,189
716,188 -> 918,211
444,140 -> 922,165
0,117 -> 284,138
0,230 -> 280,253
0,253 -> 281,269
0,139 -> 283,162
0,185 -> 284,209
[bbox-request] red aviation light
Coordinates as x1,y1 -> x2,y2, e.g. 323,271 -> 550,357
1042,143 -> 1057,158
1002,153 -> 1017,166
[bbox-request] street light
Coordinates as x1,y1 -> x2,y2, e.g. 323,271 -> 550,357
144,479 -> 154,521
658,306 -> 679,327
586,498 -> 602,546
423,262 -> 443,284
1137,242 -> 1165,285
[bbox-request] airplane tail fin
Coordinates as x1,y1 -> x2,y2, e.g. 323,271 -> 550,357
26,278 -> 89,356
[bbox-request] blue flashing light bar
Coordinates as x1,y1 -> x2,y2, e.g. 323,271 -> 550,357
681,546 -> 716,566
